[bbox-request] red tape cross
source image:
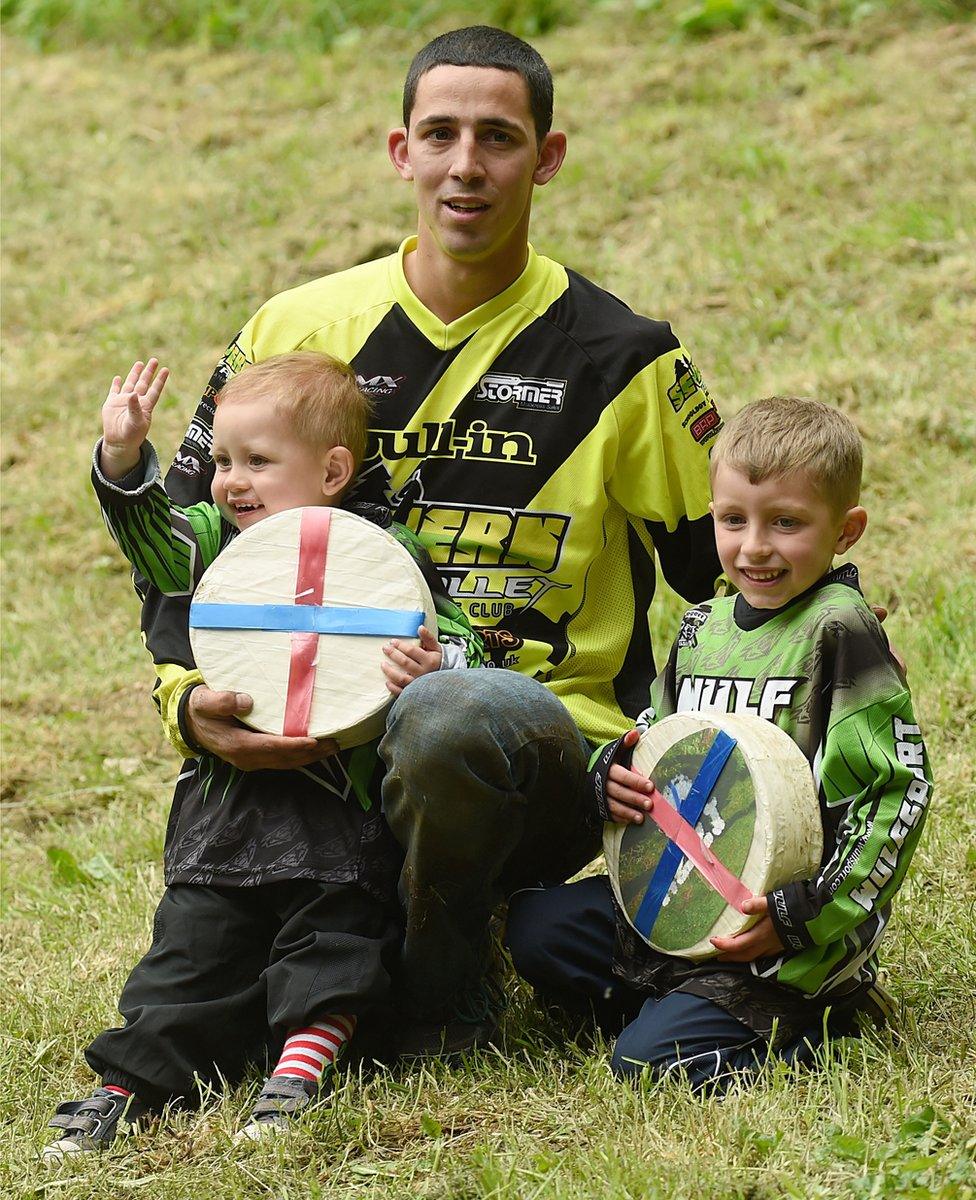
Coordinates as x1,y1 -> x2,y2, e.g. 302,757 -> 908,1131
282,509 -> 331,737
639,773 -> 754,914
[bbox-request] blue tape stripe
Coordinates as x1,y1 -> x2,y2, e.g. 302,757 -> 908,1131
189,602 -> 425,638
632,729 -> 738,939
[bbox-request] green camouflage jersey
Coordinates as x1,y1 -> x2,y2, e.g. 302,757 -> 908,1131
92,441 -> 483,889
611,564 -> 932,1038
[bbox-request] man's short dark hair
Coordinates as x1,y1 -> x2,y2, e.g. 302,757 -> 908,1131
402,26 -> 554,141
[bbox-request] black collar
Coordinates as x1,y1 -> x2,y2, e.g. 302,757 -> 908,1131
733,563 -> 861,631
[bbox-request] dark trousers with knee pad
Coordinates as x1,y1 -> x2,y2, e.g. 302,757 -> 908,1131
506,876 -> 842,1090
86,880 -> 400,1108
379,670 -> 599,1020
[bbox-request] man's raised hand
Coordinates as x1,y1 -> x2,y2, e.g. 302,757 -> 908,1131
100,358 -> 170,480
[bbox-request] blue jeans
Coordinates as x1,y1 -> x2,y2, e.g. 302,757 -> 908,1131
378,670 -> 599,1019
507,877 -> 835,1089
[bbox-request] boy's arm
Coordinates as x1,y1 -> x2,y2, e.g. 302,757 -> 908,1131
588,636 -> 681,825
765,690 -> 932,953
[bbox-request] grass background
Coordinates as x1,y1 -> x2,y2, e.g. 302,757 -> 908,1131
2,1 -> 975,1196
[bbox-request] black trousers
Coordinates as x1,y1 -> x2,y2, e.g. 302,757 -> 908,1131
85,879 -> 400,1107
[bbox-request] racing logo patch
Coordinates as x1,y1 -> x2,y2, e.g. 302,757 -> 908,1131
689,405 -> 721,444
677,606 -> 710,649
475,372 -> 566,413
667,355 -> 709,413
357,374 -> 404,397
480,628 -> 524,653
170,448 -> 204,477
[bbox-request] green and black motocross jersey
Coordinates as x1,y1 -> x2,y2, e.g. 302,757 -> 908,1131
93,443 -> 483,888
615,564 -> 932,1022
143,239 -> 722,754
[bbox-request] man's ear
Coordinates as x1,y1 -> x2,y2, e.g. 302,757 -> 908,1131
388,127 -> 412,180
321,446 -> 356,499
836,505 -> 867,554
533,130 -> 567,186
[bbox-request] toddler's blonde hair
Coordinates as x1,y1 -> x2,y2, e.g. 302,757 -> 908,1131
216,351 -> 372,468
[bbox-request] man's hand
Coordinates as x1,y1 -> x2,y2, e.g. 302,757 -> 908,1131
710,895 -> 785,962
870,604 -> 907,675
100,359 -> 170,480
381,625 -> 442,697
605,730 -> 655,825
185,687 -> 338,771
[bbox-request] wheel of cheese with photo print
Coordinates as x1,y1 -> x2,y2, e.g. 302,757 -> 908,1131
188,506 -> 437,747
603,712 -> 823,960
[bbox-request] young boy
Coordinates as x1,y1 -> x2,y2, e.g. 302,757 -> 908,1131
44,352 -> 483,1158
506,396 -> 932,1088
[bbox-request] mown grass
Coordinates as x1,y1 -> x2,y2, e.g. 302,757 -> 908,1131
2,2 -> 976,1197
2,0 -> 972,50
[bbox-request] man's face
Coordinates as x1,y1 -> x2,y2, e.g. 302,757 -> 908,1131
390,65 -> 563,269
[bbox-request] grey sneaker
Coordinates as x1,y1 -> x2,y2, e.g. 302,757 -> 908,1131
235,1075 -> 323,1143
42,1088 -> 149,1162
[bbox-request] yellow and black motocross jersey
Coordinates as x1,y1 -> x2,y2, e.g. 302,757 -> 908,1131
145,238 -> 722,748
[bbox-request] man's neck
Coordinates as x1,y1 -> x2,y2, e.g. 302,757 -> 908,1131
402,238 -> 530,325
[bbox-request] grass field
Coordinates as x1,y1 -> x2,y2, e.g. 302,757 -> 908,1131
2,2 -> 975,1196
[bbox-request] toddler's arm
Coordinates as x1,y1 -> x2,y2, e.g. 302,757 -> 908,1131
381,626 -> 443,697
99,359 -> 169,479
92,441 -> 226,597
382,524 -> 485,696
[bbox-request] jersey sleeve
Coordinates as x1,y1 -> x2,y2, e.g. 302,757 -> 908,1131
93,440 -> 227,595
766,632 -> 932,956
134,335 -> 255,755
94,437 -> 232,757
389,523 -> 485,669
607,341 -> 724,603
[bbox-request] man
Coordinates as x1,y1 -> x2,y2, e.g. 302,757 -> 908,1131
140,26 -> 723,1053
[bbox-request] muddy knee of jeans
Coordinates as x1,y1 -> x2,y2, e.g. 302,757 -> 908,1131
385,673 -> 495,738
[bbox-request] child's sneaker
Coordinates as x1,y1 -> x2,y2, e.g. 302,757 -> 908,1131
235,1075 -> 323,1142
42,1088 -> 149,1162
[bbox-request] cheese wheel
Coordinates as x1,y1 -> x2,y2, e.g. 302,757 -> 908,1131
189,507 -> 437,747
604,712 -> 822,960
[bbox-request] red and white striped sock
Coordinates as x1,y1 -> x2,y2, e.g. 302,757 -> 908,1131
271,1014 -> 356,1085
103,1085 -> 132,1098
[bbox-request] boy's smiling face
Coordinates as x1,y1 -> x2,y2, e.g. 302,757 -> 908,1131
710,463 -> 867,609
210,395 -> 351,530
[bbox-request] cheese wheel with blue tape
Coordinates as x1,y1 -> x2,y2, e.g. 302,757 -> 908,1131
604,712 -> 822,960
189,507 -> 437,747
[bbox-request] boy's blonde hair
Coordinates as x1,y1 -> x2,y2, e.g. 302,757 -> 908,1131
710,396 -> 862,510
216,351 -> 372,467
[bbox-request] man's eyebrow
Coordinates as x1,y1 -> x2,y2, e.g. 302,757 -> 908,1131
414,114 -> 524,131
